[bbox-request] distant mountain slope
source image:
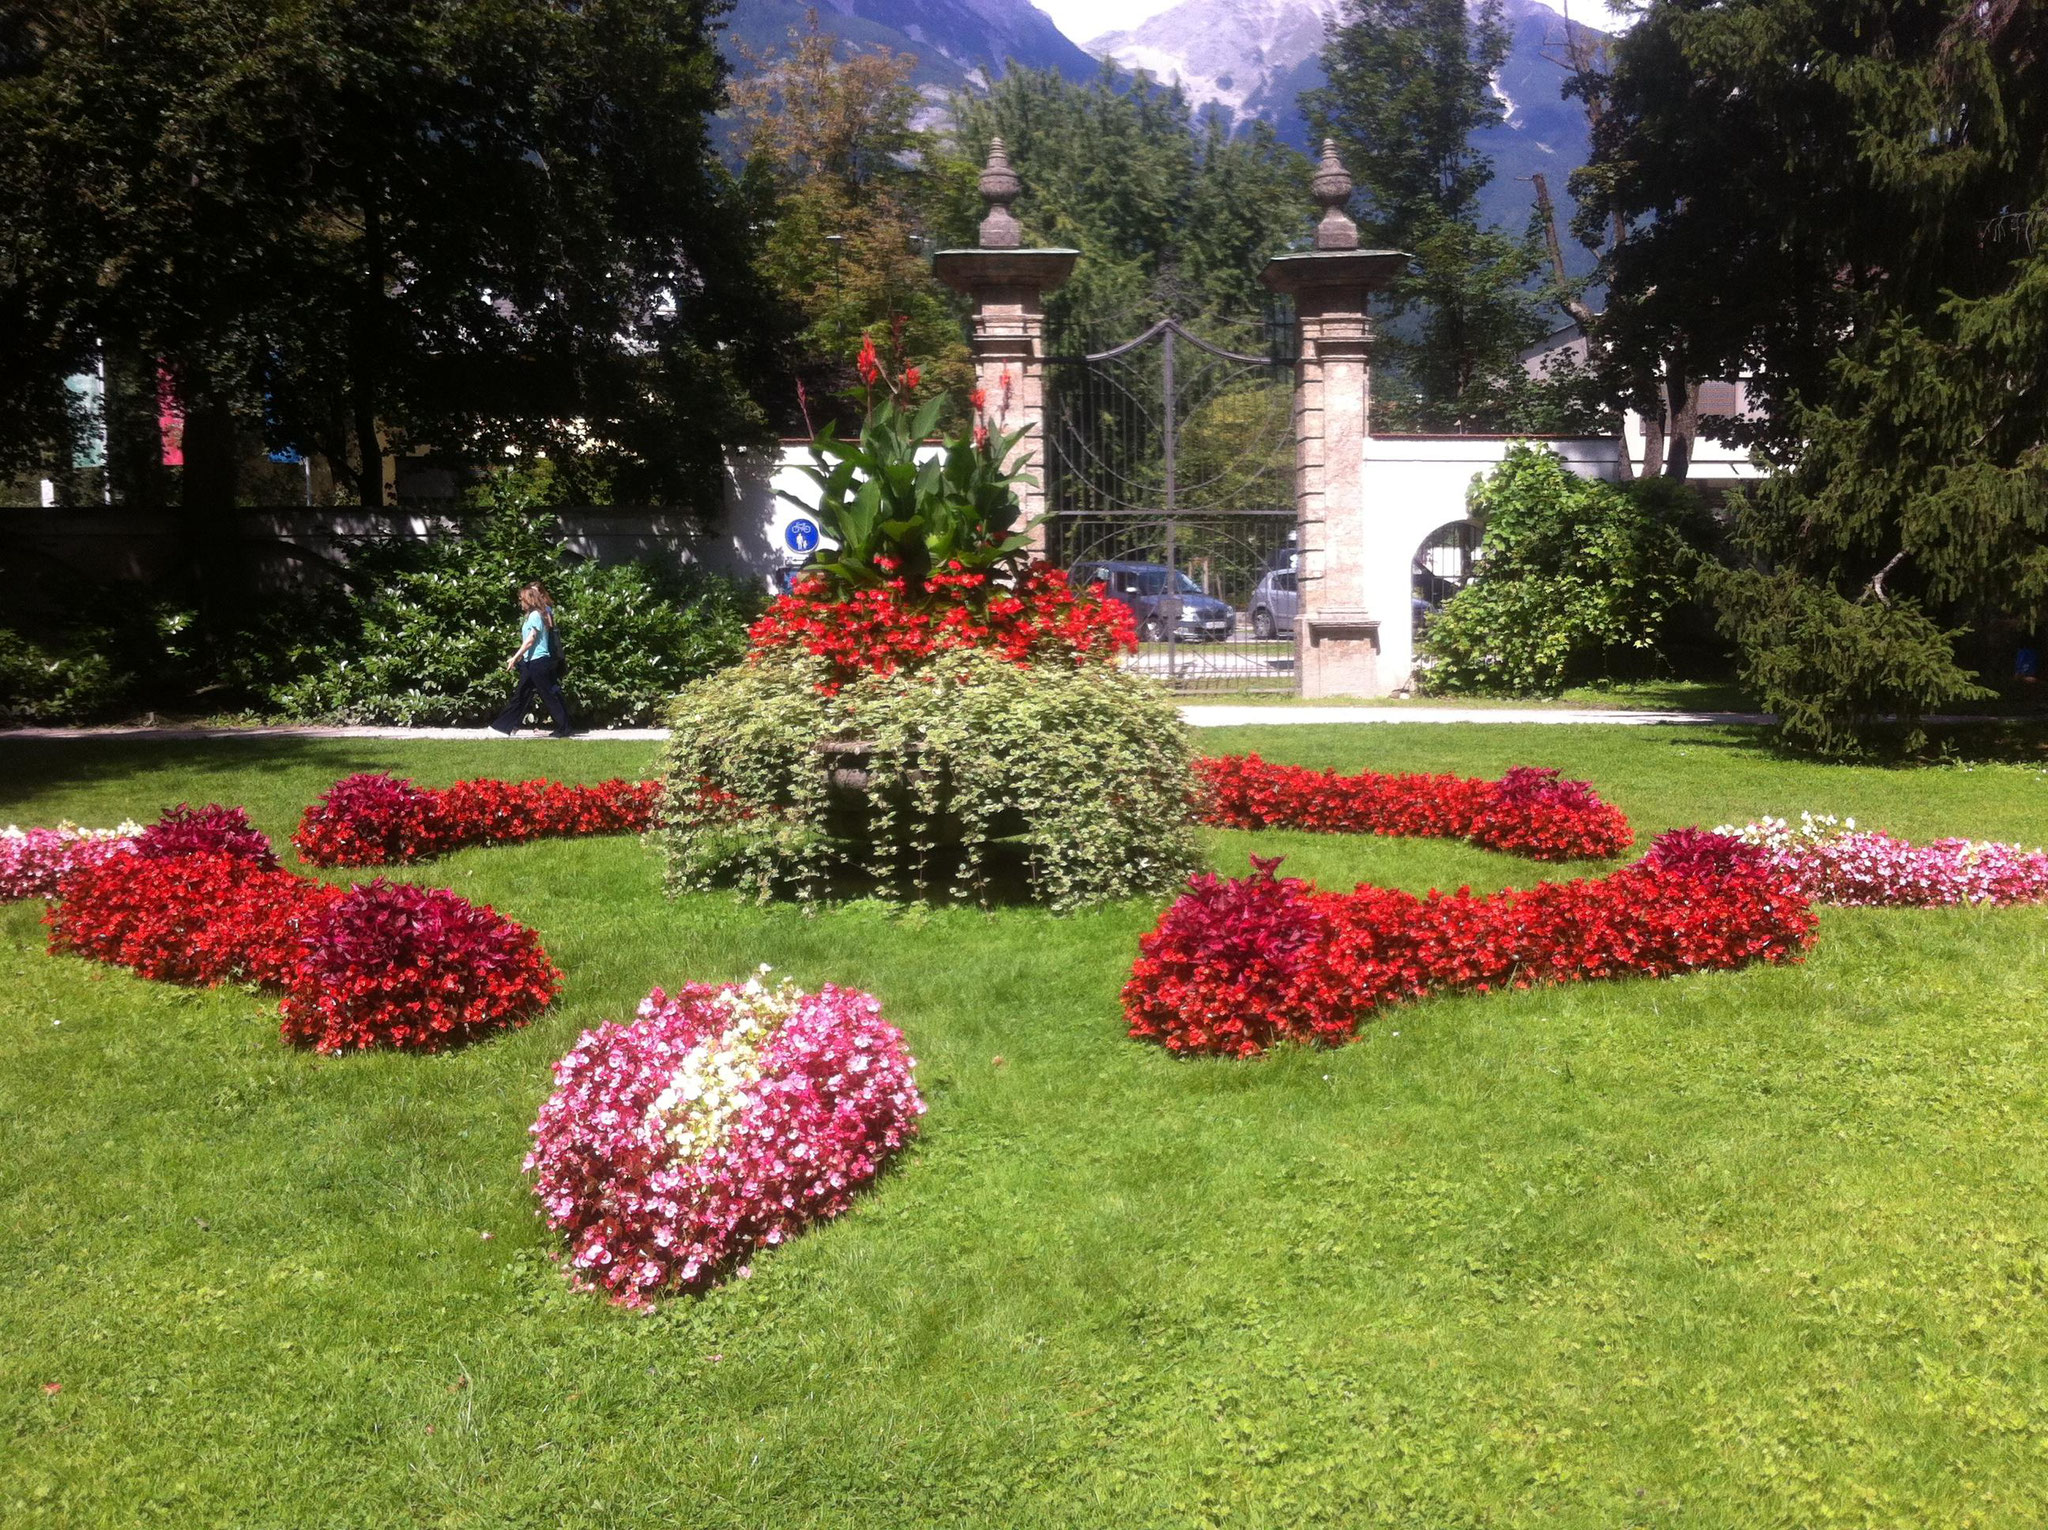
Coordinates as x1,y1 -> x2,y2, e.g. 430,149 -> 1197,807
724,0 -> 1100,91
1087,0 -> 1602,268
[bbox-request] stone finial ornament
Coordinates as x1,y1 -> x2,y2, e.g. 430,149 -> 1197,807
977,137 -> 1024,249
1310,139 -> 1359,251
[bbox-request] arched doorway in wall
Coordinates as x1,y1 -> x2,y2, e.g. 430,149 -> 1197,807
1411,520 -> 1480,629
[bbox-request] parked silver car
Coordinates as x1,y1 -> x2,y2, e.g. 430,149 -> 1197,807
1247,567 -> 1299,638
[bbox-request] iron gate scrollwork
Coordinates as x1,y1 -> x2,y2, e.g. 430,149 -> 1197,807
1044,313 -> 1299,694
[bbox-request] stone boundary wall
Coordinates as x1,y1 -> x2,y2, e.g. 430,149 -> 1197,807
4,445 -> 833,602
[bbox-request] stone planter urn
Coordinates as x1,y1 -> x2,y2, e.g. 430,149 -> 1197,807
813,739 -> 1028,846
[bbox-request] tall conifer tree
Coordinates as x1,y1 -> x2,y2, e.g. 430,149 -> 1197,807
1305,0 -> 1547,427
1587,0 -> 2047,751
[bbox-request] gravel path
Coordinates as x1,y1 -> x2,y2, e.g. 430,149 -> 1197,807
0,707 -> 1787,743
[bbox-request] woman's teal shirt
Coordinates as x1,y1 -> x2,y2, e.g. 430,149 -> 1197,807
522,609 -> 554,661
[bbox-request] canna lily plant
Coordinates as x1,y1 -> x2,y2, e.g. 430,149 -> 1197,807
780,326 -> 1039,602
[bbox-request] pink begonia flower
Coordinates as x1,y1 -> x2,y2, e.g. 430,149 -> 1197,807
0,822 -> 142,902
525,977 -> 923,1306
1719,813 -> 2048,907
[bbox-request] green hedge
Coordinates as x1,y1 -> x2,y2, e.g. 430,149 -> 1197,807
272,506 -> 759,728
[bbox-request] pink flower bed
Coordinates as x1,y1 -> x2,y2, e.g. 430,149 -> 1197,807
1720,813 -> 2048,907
1,821 -> 142,901
526,975 -> 925,1306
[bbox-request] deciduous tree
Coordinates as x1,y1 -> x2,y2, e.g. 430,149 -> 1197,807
0,0 -> 770,528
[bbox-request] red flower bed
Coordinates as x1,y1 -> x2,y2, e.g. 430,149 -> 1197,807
747,563 -> 1136,691
49,851 -> 338,987
279,880 -> 561,1054
1124,831 -> 1815,1058
1194,756 -> 1635,862
294,772 -> 660,867
47,807 -> 559,1052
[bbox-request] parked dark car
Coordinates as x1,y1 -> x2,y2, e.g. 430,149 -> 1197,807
1070,560 -> 1237,642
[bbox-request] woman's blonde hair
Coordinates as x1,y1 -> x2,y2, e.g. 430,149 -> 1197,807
519,582 -> 553,616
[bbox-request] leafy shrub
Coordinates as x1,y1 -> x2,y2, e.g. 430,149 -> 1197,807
658,647 -> 1202,910
0,627 -> 125,723
1124,852 -> 1817,1058
526,976 -> 924,1305
272,501 -> 758,727
1,572 -> 363,726
278,880 -> 562,1054
135,803 -> 278,869
293,771 -> 658,867
1418,443 -> 1701,696
1195,755 -> 1633,861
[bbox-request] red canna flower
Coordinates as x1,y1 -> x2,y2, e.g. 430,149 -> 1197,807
856,333 -> 882,388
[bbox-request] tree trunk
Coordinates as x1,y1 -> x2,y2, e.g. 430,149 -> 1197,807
1635,366 -> 1666,478
175,369 -> 245,612
353,392 -> 383,508
1662,350 -> 1697,480
352,183 -> 387,508
1531,173 -> 1597,328
104,347 -> 167,508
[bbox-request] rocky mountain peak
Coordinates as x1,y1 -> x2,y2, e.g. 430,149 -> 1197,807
1087,0 -> 1339,125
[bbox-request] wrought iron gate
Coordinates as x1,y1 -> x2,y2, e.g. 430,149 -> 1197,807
1044,314 -> 1299,694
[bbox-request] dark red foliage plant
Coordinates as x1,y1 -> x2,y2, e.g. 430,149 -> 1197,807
1124,850 -> 1817,1058
278,880 -> 562,1054
292,773 -> 438,866
1640,827 -> 1773,880
134,803 -> 279,869
1193,755 -> 1634,862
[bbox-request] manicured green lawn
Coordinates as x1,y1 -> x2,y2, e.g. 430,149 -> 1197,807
7,726 -> 2048,1527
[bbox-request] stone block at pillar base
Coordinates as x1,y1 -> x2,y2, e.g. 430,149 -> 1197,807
1299,610 -> 1382,698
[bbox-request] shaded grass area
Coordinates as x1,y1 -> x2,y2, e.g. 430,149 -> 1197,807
7,729 -> 2048,1526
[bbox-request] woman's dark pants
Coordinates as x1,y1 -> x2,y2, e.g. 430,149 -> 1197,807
492,656 -> 573,734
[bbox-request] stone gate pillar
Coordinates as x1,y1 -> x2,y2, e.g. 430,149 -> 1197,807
1262,143 -> 1407,698
933,139 -> 1078,546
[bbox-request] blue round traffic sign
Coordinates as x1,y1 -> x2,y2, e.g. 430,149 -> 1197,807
784,517 -> 820,553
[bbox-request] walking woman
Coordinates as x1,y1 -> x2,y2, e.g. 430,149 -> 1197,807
490,582 -> 575,737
